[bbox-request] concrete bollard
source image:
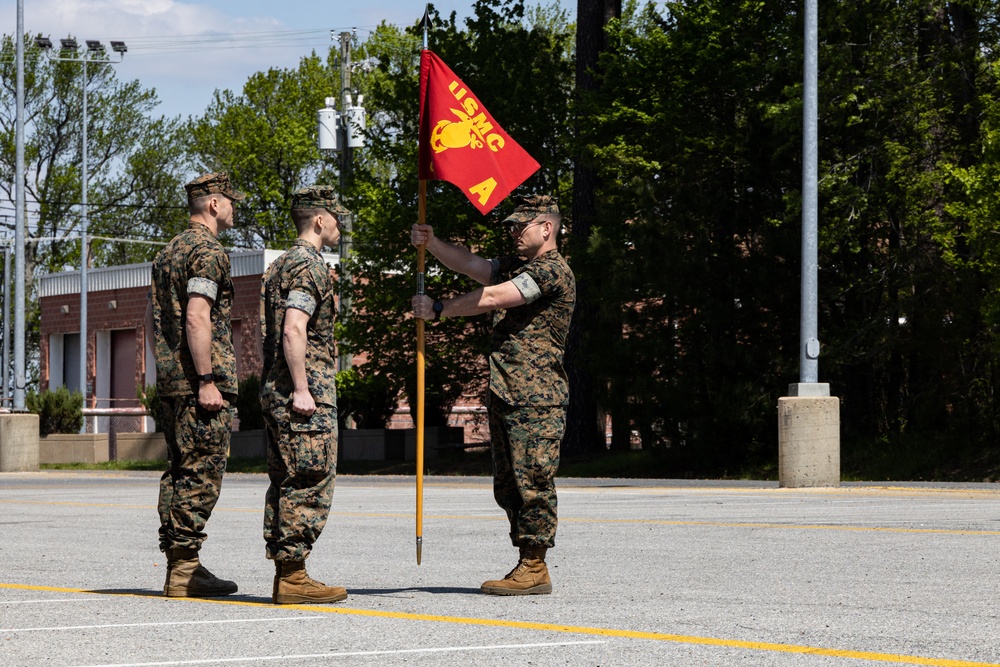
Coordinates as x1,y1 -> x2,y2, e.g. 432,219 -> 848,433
0,413 -> 40,472
778,396 -> 840,487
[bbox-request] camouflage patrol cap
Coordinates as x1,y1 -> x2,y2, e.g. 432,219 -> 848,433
185,172 -> 246,202
502,194 -> 560,225
291,185 -> 351,218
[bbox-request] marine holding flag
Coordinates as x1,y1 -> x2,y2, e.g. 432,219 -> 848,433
411,194 -> 576,595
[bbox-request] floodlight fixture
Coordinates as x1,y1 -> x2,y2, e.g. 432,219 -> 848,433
60,38 -> 78,50
110,41 -> 127,53
85,40 -> 102,52
35,36 -> 53,50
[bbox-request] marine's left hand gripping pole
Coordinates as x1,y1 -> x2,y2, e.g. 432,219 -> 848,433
415,179 -> 427,565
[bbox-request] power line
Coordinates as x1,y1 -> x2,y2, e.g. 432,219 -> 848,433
0,25 -> 400,62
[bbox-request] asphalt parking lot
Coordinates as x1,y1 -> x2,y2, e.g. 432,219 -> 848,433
1,471 -> 999,666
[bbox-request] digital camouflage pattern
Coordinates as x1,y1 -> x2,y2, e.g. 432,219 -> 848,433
184,171 -> 246,202
489,249 -> 576,406
259,238 -> 339,561
290,185 -> 350,218
485,239 -> 575,549
150,222 -> 238,397
502,193 -> 560,225
263,404 -> 338,561
488,397 -> 564,547
259,239 -> 338,411
157,396 -> 235,551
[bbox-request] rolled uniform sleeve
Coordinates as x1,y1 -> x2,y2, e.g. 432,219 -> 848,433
188,245 -> 229,301
187,277 -> 219,301
286,290 -> 318,316
510,272 -> 541,304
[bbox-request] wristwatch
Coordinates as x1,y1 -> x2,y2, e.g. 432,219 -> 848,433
432,300 -> 444,321
198,373 -> 215,383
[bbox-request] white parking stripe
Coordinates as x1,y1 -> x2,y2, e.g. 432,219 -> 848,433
1,599 -> 102,604
68,641 -> 607,667
2,616 -> 324,633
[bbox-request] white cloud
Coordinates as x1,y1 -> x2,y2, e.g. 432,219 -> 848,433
2,0 -> 486,118
4,0 -> 323,117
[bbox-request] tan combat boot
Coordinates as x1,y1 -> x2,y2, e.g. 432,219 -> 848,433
480,545 -> 552,596
163,548 -> 238,598
273,560 -> 348,604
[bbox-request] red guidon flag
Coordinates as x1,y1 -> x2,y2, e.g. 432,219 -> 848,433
418,50 -> 540,215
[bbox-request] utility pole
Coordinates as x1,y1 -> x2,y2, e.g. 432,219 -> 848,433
317,32 -> 365,373
338,31 -> 353,376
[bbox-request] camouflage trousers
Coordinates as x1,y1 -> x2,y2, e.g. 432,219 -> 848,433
263,403 -> 337,561
487,392 -> 564,549
157,395 -> 235,552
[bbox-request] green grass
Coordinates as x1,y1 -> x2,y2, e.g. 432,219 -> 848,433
840,434 -> 1000,482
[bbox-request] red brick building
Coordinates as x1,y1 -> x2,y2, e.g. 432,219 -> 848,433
38,250 -> 292,416
38,251 -> 488,443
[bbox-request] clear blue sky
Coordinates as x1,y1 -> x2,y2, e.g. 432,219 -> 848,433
2,0 -> 498,119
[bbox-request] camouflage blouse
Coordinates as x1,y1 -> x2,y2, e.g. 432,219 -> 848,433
150,222 -> 237,396
489,249 -> 576,407
259,239 -> 338,410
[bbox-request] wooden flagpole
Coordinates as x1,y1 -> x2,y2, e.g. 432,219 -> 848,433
415,3 -> 432,567
416,180 -> 427,565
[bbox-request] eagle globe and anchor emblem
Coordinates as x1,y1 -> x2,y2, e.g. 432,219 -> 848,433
430,106 -> 505,154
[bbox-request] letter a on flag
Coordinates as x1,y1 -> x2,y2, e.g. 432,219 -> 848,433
418,50 -> 540,215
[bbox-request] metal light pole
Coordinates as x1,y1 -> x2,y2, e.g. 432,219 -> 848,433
35,37 -> 126,429
13,0 -> 26,411
0,0 -> 38,473
777,0 -> 839,488
2,244 -> 10,408
799,0 -> 821,389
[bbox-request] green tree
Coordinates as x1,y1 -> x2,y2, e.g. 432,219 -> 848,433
0,34 -> 190,385
573,0 -> 1000,476
337,1 -> 576,424
188,54 -> 337,250
816,0 -> 1000,455
576,1 -> 801,472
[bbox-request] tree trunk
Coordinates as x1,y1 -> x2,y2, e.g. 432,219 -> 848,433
564,0 -> 621,455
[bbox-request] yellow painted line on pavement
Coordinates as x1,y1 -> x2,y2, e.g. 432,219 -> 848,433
559,517 -> 1000,536
1,582 -> 996,667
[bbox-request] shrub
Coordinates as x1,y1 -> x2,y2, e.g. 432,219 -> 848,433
236,374 -> 265,431
137,384 -> 164,432
336,367 -> 400,429
26,387 -> 83,436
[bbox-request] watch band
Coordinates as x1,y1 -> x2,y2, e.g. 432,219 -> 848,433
198,373 -> 215,383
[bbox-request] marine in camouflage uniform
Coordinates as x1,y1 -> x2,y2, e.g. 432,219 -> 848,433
148,171 -> 244,597
259,185 -> 349,604
411,194 -> 576,596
